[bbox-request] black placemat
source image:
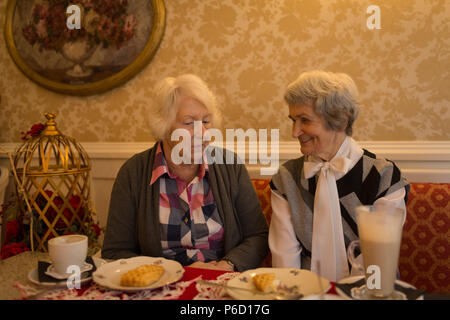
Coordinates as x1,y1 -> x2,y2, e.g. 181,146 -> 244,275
423,293 -> 450,300
37,256 -> 97,283
335,278 -> 426,300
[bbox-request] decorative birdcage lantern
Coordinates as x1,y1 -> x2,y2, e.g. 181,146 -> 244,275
12,112 -> 95,252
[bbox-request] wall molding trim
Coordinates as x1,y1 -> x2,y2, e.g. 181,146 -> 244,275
2,140 -> 450,157
1,140 -> 450,182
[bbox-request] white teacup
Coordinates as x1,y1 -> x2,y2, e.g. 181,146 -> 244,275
48,235 -> 88,275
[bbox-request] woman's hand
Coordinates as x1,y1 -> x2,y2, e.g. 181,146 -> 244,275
188,260 -> 234,271
212,260 -> 234,271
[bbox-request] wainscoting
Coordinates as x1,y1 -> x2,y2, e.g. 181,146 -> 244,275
1,140 -> 450,230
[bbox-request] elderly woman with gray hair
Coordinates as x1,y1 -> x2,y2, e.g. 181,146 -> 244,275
269,70 -> 409,282
102,74 -> 269,271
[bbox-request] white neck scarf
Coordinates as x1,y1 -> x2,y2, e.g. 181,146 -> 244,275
304,137 -> 353,282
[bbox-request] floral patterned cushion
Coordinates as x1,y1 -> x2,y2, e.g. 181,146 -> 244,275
251,179 -> 450,294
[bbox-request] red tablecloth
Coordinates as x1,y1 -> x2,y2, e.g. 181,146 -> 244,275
176,267 -> 233,299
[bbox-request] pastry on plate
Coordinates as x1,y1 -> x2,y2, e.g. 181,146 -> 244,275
120,264 -> 164,287
253,273 -> 279,293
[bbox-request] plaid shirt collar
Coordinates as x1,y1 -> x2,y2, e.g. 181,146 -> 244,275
150,142 -> 209,185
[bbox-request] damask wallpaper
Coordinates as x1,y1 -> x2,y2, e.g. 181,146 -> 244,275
0,0 -> 449,142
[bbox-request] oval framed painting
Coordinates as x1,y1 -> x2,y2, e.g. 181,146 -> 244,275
4,0 -> 165,96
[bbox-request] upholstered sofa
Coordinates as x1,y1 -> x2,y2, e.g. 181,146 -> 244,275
251,179 -> 450,294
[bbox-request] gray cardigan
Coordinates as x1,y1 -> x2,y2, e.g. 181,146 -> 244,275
101,143 -> 269,271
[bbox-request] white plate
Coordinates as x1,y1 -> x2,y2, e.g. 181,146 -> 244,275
226,268 -> 331,300
92,256 -> 185,292
335,276 -> 424,300
28,257 -> 106,288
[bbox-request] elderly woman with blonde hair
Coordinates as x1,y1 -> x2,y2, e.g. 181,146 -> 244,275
269,70 -> 409,281
102,74 -> 269,271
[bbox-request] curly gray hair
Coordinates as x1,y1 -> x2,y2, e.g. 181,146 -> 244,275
284,70 -> 360,136
148,74 -> 222,140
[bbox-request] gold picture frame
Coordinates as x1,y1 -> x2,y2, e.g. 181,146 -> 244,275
4,0 -> 165,96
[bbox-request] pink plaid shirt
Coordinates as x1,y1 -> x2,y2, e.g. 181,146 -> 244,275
150,142 -> 224,265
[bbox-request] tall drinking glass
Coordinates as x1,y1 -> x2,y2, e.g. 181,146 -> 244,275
347,205 -> 405,300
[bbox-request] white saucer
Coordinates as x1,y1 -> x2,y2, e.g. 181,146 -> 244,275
28,267 -> 92,288
335,275 -> 424,300
45,262 -> 93,279
28,257 -> 106,288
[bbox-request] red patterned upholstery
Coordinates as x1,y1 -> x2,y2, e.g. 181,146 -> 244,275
400,183 -> 450,294
252,179 -> 273,226
251,179 -> 273,268
251,179 -> 450,293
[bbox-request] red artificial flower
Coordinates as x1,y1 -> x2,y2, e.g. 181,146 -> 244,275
45,208 -> 56,222
78,207 -> 85,219
1,242 -> 30,260
37,190 -> 87,231
20,123 -> 46,141
55,208 -> 74,229
69,195 -> 85,219
92,223 -> 101,237
54,218 -> 66,230
4,219 -> 22,244
53,195 -> 64,207
46,232 -> 56,242
30,123 -> 45,136
63,208 -> 73,221
69,195 -> 81,209
42,191 -> 74,229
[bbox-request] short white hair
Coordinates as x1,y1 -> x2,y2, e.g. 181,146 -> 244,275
284,70 -> 360,136
148,74 -> 222,140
